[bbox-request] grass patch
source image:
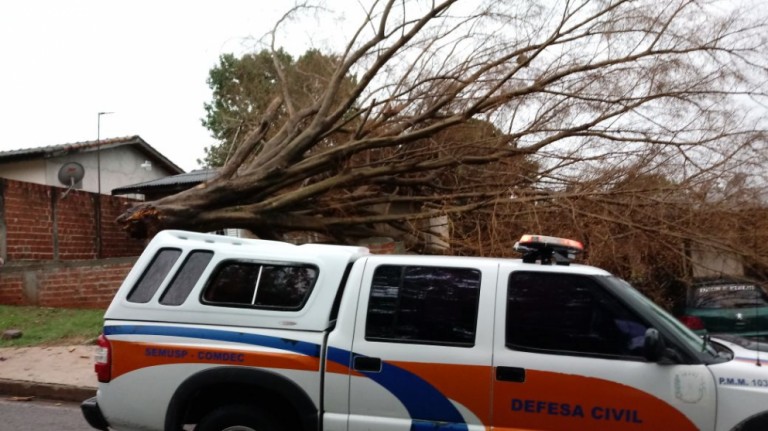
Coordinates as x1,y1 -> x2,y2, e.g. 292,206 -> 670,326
0,305 -> 104,347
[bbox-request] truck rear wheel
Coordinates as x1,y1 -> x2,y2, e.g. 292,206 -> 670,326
196,405 -> 279,431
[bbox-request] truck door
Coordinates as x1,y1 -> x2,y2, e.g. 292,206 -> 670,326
346,257 -> 497,430
492,269 -> 717,431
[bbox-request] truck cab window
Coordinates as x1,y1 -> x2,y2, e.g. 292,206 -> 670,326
127,248 -> 182,303
365,265 -> 481,347
159,251 -> 214,306
202,261 -> 318,310
507,271 -> 649,358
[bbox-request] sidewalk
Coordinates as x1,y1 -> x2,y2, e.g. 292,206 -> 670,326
0,345 -> 97,402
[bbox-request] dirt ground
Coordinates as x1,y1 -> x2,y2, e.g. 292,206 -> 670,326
0,345 -> 97,389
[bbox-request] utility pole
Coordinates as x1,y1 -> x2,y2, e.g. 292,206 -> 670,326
96,111 -> 113,259
97,111 -> 113,195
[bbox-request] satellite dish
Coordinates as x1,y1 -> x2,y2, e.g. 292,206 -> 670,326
58,162 -> 85,186
58,162 -> 85,199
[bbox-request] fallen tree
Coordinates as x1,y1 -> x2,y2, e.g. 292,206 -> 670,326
118,0 -> 768,279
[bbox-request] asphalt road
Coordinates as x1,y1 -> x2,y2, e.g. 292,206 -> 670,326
0,397 -> 91,430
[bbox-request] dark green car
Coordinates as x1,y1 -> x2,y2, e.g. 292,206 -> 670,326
679,278 -> 768,341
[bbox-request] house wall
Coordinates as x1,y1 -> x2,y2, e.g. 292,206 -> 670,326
0,145 -> 179,196
0,178 -> 147,308
0,159 -> 47,184
44,146 -> 175,195
45,145 -> 175,195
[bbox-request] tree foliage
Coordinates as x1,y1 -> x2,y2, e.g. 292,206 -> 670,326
200,48 -> 357,167
199,50 -> 292,167
120,0 -> 768,292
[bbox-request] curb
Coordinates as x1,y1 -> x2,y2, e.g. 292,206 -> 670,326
0,378 -> 95,403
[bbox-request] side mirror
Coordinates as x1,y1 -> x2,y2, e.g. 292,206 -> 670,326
643,328 -> 682,364
643,328 -> 664,362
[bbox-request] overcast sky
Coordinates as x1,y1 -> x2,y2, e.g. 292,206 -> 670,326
0,1 -> 339,172
3,1 -> 764,174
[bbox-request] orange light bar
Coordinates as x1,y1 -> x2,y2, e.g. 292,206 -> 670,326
518,234 -> 584,251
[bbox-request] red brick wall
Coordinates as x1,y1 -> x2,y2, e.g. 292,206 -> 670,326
0,179 -> 148,308
55,185 -> 97,260
0,178 -> 146,261
100,196 -> 147,258
2,180 -> 55,260
0,271 -> 24,305
0,259 -> 135,308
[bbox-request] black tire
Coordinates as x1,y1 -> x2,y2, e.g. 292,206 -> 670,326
732,411 -> 768,431
196,405 -> 280,431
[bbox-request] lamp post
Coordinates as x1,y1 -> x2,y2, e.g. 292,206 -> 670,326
96,111 -> 113,259
97,111 -> 113,195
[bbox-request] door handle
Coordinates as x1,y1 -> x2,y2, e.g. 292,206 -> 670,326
353,356 -> 382,373
496,366 -> 526,382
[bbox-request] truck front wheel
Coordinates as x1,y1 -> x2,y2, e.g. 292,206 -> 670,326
196,405 -> 280,431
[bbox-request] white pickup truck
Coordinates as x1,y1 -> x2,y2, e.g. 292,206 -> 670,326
81,230 -> 768,431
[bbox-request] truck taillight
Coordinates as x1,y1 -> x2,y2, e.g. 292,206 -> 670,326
678,315 -> 705,331
94,333 -> 112,383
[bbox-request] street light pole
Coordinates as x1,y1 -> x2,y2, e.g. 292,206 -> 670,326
96,111 -> 113,260
97,111 -> 113,195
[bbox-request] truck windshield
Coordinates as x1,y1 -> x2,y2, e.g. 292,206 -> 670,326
604,276 -> 722,361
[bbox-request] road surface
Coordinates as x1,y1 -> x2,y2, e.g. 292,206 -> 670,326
0,397 -> 91,431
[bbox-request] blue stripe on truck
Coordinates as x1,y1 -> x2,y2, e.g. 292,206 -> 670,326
104,324 -> 321,357
104,324 -> 468,431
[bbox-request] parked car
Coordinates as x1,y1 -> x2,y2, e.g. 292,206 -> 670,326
678,278 -> 768,341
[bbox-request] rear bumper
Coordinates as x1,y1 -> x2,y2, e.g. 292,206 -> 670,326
81,397 -> 110,431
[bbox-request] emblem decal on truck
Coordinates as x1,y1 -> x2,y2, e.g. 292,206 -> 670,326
674,372 -> 706,403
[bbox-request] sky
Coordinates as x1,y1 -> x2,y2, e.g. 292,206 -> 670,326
0,1 -> 339,172
2,1 -> 765,174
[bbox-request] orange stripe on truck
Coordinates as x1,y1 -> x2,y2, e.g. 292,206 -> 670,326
393,361 -> 493,424
109,340 -> 320,380
493,369 -> 698,430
